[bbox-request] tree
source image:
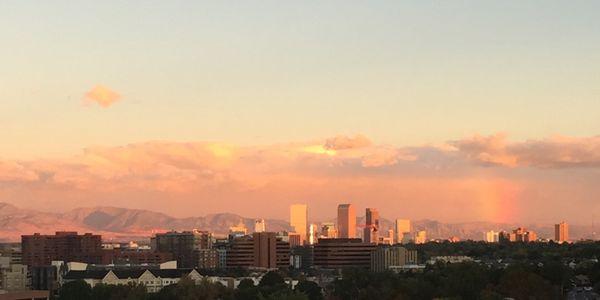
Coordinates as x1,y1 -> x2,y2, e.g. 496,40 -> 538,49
58,280 -> 92,300
295,280 -> 323,300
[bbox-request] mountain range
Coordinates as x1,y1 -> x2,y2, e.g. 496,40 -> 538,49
0,202 -> 593,242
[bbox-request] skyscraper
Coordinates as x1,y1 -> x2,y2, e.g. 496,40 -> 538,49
363,208 -> 379,244
290,204 -> 308,244
254,219 -> 266,233
555,221 -> 569,243
337,204 -> 356,238
395,219 -> 411,244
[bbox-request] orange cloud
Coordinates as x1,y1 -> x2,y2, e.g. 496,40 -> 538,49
84,85 -> 121,108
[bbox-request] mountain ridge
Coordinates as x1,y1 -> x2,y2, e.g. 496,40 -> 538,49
0,202 -> 593,242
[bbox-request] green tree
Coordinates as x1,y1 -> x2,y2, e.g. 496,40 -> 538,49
58,280 -> 92,300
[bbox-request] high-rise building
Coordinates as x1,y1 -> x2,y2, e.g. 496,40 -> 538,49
395,219 -> 411,244
152,230 -> 212,268
484,230 -> 499,243
363,208 -> 380,244
254,219 -> 266,233
290,204 -> 308,244
337,204 -> 356,238
22,232 -> 103,266
555,222 -> 569,243
414,231 -> 427,244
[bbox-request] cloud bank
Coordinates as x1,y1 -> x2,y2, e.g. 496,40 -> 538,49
1,134 -> 599,223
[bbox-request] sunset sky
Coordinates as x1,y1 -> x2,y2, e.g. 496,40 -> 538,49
1,1 -> 599,224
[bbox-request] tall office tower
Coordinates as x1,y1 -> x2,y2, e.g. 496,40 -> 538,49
363,208 -> 380,244
290,204 -> 308,244
395,219 -> 411,244
337,204 -> 356,238
254,219 -> 266,233
555,221 -> 569,243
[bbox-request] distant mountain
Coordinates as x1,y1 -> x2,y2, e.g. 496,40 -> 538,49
0,202 -> 290,242
0,202 -> 593,242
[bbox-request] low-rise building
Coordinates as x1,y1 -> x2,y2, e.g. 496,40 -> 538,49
313,238 -> 376,269
371,246 -> 418,272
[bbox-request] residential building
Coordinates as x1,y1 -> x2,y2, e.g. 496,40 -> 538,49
371,246 -> 418,272
196,249 -> 219,269
313,238 -> 376,269
337,204 -> 356,239
61,265 -> 202,293
21,232 -> 103,267
555,222 -> 569,243
290,204 -> 308,244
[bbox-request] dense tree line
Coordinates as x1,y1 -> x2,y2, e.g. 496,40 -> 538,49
329,263 -> 565,300
409,240 -> 600,263
57,271 -> 322,300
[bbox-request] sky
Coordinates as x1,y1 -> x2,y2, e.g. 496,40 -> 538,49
1,1 -> 599,224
